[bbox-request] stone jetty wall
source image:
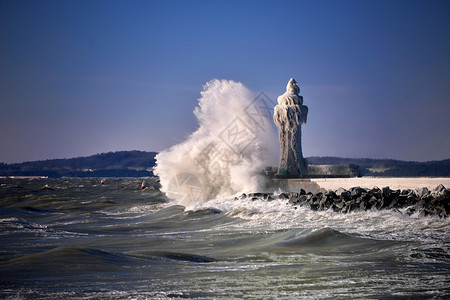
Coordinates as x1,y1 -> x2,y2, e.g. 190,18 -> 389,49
307,164 -> 362,177
239,184 -> 450,218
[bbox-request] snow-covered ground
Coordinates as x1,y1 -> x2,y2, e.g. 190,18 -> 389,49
310,177 -> 450,191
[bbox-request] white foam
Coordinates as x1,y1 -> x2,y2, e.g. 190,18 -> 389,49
154,79 -> 278,205
189,195 -> 450,243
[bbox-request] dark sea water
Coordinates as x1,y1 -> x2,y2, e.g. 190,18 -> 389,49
1,177 -> 449,299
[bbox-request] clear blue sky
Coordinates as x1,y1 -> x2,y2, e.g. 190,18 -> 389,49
1,0 -> 449,163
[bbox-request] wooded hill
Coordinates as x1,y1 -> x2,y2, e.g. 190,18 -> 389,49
0,151 -> 156,178
306,156 -> 450,177
1,151 -> 449,177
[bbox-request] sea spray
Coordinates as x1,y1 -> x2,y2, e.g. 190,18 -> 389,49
154,79 -> 278,205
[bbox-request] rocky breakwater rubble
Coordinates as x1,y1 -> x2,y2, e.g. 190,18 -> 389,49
237,184 -> 450,218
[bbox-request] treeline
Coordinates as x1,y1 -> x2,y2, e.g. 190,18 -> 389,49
1,152 -> 450,178
306,156 -> 450,177
0,151 -> 157,178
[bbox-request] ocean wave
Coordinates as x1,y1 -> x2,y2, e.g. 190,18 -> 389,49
126,250 -> 216,263
276,227 -> 396,251
188,195 -> 450,244
1,246 -> 139,266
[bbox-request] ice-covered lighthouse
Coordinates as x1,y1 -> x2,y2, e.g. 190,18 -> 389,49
273,78 -> 309,176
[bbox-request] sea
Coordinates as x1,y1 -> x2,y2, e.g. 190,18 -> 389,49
1,177 -> 449,299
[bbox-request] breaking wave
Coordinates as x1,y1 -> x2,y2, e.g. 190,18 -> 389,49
154,79 -> 278,205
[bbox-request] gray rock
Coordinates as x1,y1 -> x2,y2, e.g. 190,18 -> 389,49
388,197 -> 399,209
360,201 -> 367,210
345,199 -> 355,207
288,195 -> 299,205
378,198 -> 390,209
382,186 -> 392,197
369,187 -> 382,199
407,189 -> 416,197
319,198 -> 327,210
248,193 -> 263,198
351,187 -> 365,197
335,187 -> 347,196
418,209 -> 429,218
340,191 -> 351,198
369,196 -> 378,204
309,202 -> 319,211
441,189 -> 450,196
434,184 -> 446,193
326,191 -> 337,198
335,201 -> 345,209
317,187 -> 328,195
401,189 -> 410,195
417,187 -> 429,198
278,193 -> 289,200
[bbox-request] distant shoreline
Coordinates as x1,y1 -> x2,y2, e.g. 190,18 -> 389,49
1,151 -> 450,178
0,176 -> 49,179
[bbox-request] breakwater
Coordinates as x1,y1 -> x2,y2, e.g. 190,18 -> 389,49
240,184 -> 449,218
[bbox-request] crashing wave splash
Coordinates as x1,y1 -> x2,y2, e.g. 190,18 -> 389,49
154,79 -> 278,206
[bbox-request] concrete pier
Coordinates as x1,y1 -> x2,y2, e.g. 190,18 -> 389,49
265,177 -> 321,194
